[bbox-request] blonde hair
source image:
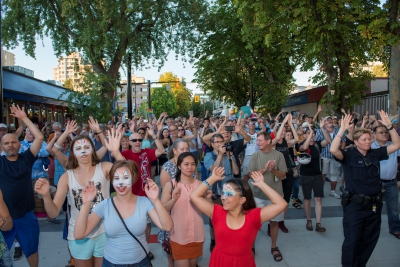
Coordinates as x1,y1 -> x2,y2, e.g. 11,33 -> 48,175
353,128 -> 371,141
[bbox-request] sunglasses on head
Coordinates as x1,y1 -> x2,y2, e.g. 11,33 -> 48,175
129,138 -> 143,142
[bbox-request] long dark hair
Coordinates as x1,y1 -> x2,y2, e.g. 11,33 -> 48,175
225,178 -> 256,213
175,152 -> 197,183
66,135 -> 100,170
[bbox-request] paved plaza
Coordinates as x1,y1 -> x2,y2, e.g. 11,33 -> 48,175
12,180 -> 400,267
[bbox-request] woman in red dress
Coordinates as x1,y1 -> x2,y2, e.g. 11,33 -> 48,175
190,168 -> 287,267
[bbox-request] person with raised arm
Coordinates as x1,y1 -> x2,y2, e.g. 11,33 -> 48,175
298,120 -> 331,232
190,168 -> 287,267
0,104 -> 44,267
74,160 -> 173,267
35,117 -> 115,267
330,111 -> 400,267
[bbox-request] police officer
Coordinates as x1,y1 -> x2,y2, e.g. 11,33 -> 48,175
330,111 -> 400,267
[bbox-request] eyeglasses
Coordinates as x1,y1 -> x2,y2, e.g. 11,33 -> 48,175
129,139 -> 143,142
212,141 -> 224,144
375,131 -> 389,135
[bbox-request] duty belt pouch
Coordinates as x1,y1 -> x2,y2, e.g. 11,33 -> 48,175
363,196 -> 371,209
356,194 -> 364,206
341,194 -> 350,207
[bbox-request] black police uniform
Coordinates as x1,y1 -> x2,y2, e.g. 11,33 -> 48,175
335,146 -> 388,267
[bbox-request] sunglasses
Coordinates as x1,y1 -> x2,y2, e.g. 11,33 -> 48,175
138,132 -> 145,134
129,139 -> 143,142
178,129 -> 184,131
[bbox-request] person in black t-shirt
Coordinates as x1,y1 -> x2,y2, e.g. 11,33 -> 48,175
0,104 -> 45,267
298,125 -> 331,232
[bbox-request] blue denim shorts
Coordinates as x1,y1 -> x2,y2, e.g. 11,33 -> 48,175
102,256 -> 150,267
2,210 -> 39,258
68,232 -> 106,260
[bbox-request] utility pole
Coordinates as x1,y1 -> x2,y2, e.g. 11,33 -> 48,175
0,10 -> 4,123
147,80 -> 151,109
127,54 -> 133,119
250,83 -> 254,110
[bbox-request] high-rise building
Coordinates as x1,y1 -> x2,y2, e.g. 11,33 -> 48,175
53,52 -> 92,90
1,47 -> 15,67
117,75 -> 149,116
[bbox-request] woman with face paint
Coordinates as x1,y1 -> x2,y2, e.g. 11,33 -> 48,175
190,169 -> 287,267
74,160 -> 173,267
161,152 -> 206,267
35,131 -> 114,267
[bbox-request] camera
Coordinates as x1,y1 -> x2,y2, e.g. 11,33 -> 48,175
225,126 -> 234,132
223,142 -> 234,153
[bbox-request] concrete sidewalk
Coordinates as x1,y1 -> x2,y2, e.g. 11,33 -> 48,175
11,181 -> 400,267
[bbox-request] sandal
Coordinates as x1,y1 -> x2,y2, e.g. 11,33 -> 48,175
316,223 -> 326,232
296,198 -> 303,204
292,201 -> 301,209
271,247 -> 283,262
306,220 -> 313,231
390,232 -> 400,239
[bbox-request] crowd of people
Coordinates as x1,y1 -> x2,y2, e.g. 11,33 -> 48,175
0,104 -> 399,267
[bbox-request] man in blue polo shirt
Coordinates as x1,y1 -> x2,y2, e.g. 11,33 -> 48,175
0,104 -> 44,267
371,125 -> 400,239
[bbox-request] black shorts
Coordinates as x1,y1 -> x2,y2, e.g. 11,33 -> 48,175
282,173 -> 295,203
300,174 -> 324,199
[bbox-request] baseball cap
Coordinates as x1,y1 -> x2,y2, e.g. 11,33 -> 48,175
323,116 -> 331,121
393,119 -> 398,124
301,122 -> 309,128
0,123 -> 7,129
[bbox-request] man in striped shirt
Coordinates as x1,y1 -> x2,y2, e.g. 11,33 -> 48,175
315,116 -> 342,199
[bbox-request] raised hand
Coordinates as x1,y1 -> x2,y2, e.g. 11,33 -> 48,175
88,116 -> 101,133
377,110 -> 392,127
65,120 -> 78,134
82,181 -> 97,205
104,128 -> 122,152
340,114 -> 353,130
145,179 -> 159,200
146,126 -> 156,139
9,104 -> 27,119
318,105 -> 323,112
211,167 -> 225,181
34,178 -> 51,197
172,186 -> 181,201
250,171 -> 265,187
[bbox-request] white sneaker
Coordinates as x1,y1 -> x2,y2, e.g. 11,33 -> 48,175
329,191 -> 341,199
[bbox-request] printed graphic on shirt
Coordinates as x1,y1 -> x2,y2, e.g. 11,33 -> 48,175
71,182 -> 104,214
139,152 -> 150,190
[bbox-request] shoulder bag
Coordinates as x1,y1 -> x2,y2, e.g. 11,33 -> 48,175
111,198 -> 153,267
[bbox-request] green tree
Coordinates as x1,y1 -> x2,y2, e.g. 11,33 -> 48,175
193,0 -> 294,113
159,72 -> 192,117
60,70 -> 119,123
151,86 -> 177,117
63,78 -> 74,90
235,0 -> 378,113
137,101 -> 149,118
2,0 -> 209,112
371,64 -> 389,77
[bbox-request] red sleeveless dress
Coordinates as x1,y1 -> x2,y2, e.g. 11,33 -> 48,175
209,205 -> 262,267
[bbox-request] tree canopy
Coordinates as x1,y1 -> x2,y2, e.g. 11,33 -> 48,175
235,0 -> 380,113
159,72 -> 192,117
2,0 -> 209,112
193,0 -> 295,113
151,86 -> 177,117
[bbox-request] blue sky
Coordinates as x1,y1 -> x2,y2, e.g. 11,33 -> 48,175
7,36 -> 317,93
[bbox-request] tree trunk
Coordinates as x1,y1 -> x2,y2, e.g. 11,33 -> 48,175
389,44 -> 400,115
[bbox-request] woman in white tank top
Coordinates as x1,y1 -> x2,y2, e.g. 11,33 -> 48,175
35,134 -> 114,267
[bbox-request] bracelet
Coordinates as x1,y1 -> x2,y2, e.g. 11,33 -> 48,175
203,180 -> 211,189
387,125 -> 394,131
53,143 -> 62,150
0,217 -> 7,230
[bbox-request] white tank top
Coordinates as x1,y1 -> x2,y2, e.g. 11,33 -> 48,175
67,163 -> 110,240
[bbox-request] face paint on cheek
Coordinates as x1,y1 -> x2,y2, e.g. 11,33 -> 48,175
112,170 -> 133,188
221,183 -> 237,199
73,140 -> 93,157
